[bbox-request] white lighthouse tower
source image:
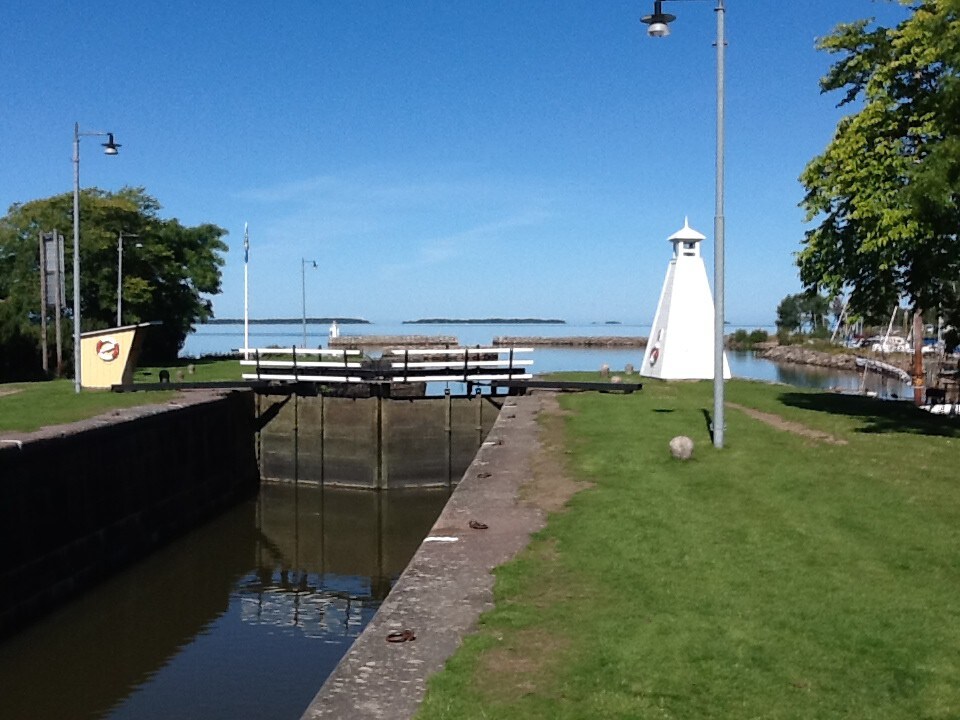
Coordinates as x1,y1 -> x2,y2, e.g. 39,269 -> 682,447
641,218 -> 731,380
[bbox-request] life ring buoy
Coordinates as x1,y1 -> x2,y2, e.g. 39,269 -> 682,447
649,346 -> 660,366
96,338 -> 121,362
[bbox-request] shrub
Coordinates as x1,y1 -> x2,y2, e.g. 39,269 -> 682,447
777,329 -> 796,345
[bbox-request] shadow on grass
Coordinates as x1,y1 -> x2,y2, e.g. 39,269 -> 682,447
778,392 -> 960,437
701,408 -> 715,443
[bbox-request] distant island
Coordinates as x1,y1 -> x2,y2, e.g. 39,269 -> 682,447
203,317 -> 370,325
403,318 -> 566,325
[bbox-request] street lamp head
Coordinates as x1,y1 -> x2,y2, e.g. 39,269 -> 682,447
646,21 -> 671,37
641,0 -> 675,38
102,133 -> 121,155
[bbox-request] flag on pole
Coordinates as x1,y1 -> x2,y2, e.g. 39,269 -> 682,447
243,223 -> 249,264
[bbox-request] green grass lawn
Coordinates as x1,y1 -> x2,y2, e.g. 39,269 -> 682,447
417,378 -> 960,719
0,379 -> 176,433
131,356 -> 242,383
0,357 -> 241,433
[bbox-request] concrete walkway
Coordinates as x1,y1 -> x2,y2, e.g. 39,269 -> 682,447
300,393 -> 550,719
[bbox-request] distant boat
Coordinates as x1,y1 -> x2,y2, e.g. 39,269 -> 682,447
922,402 -> 960,416
868,335 -> 911,353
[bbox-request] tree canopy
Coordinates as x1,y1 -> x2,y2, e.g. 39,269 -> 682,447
776,292 -> 831,334
0,187 -> 227,377
798,0 -> 960,327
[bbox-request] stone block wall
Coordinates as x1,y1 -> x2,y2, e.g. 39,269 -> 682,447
0,390 -> 259,639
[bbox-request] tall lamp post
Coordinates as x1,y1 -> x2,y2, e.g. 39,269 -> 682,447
72,123 -> 121,393
117,231 -> 141,326
642,0 -> 726,448
301,258 -> 318,348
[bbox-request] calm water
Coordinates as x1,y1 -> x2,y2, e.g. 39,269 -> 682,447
0,485 -> 450,720
183,322 -> 911,397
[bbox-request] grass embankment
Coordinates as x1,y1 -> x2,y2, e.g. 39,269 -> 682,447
0,357 -> 240,433
0,380 -> 176,433
417,378 -> 960,719
130,356 -> 240,384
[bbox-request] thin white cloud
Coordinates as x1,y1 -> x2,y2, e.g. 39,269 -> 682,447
235,169 -> 557,266
377,207 -> 553,276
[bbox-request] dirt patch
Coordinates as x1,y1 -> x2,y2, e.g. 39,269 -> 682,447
469,393 -> 585,704
728,402 -> 847,445
521,392 -> 590,513
0,389 -> 23,398
474,627 -> 570,702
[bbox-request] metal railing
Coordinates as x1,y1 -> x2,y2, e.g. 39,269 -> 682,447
238,346 -> 533,384
388,347 -> 533,382
239,347 -> 364,383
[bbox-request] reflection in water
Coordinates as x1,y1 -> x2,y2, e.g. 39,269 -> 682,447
0,484 -> 449,720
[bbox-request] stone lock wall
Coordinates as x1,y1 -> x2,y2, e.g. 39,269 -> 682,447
0,391 -> 260,639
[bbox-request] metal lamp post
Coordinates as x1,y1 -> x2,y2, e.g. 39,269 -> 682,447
117,231 -> 142,326
301,258 -> 318,348
642,0 -> 726,448
72,124 -> 121,393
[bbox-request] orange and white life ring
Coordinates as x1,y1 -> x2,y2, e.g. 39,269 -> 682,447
96,338 -> 120,362
649,346 -> 660,366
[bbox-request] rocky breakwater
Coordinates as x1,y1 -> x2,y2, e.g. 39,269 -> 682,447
756,344 -> 860,371
330,335 -> 458,348
493,336 -> 647,347
758,343 -> 931,382
756,343 -> 919,375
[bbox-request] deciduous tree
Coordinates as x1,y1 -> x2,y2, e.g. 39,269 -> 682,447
798,1 -> 960,330
0,187 -> 227,376
776,292 -> 831,334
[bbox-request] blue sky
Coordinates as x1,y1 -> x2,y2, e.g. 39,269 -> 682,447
1,1 -> 909,326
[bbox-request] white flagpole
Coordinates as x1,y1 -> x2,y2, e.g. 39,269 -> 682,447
243,222 -> 250,359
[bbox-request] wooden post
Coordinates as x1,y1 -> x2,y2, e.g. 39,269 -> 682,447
376,396 -> 386,490
294,393 -> 300,484
476,387 -> 483,447
445,389 -> 452,487
319,393 -> 325,485
913,310 -> 925,406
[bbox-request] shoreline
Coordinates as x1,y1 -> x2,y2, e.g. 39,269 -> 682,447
755,344 -> 935,381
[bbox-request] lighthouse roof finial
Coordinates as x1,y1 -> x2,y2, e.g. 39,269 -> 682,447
668,217 -> 706,242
